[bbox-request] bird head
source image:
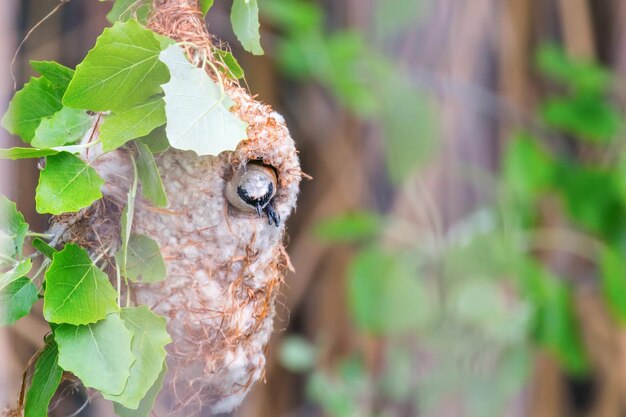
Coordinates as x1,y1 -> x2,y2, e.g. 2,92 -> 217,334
226,161 -> 280,225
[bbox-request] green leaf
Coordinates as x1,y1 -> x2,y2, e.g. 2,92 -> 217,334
35,152 -> 104,215
118,161 -> 139,278
1,61 -> 74,143
137,125 -> 169,153
32,237 -> 57,259
442,230 -> 519,283
159,45 -> 248,156
24,340 -> 63,417
600,247 -> 626,325
348,247 -> 432,334
231,0 -> 264,55
555,162 -> 625,241
43,244 -> 118,325
107,0 -> 151,24
63,20 -> 170,112
0,196 -> 29,260
0,260 -> 34,325
261,0 -> 323,33
0,277 -> 38,326
30,61 -> 74,89
31,107 -> 92,148
279,336 -> 316,373
55,313 -> 134,395
199,0 -> 214,16
326,32 -> 378,114
541,95 -> 620,142
2,61 -> 75,144
0,259 -> 32,289
314,211 -> 381,243
135,141 -> 168,207
522,262 -> 589,375
116,233 -> 166,283
1,76 -> 64,143
536,43 -> 610,94
0,147 -> 61,160
450,279 -> 531,343
100,97 -> 166,152
103,306 -> 171,408
114,363 -> 167,417
276,43 -> 309,77
306,356 -> 366,416
214,49 -> 245,79
503,133 -> 554,199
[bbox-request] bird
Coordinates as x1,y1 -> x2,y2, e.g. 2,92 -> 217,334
226,161 -> 280,226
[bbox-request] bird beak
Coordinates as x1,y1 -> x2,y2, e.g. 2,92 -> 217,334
255,203 -> 263,217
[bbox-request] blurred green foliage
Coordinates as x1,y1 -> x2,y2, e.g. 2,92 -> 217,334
522,261 -> 589,374
536,43 -> 611,93
348,247 -> 432,334
262,0 -> 438,183
267,1 -> 625,415
279,335 -> 317,373
537,44 -> 620,142
600,247 -> 626,325
314,212 -> 382,243
500,44 -> 625,379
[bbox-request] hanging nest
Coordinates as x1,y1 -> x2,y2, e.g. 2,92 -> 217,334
50,0 -> 301,414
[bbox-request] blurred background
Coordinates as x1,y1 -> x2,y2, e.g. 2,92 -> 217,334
3,0 -> 626,416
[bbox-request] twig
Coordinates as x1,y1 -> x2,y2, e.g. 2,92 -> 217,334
10,0 -> 71,91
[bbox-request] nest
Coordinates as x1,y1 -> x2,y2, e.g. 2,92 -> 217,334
51,1 -> 301,415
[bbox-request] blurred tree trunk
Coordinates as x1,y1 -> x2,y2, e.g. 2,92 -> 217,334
0,0 -> 22,409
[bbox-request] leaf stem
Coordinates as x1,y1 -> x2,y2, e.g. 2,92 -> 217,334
116,263 -> 122,309
0,253 -> 18,265
26,232 -> 54,239
175,41 -> 201,51
49,139 -> 101,155
32,258 -> 50,290
93,252 -> 106,264
205,59 -> 226,99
